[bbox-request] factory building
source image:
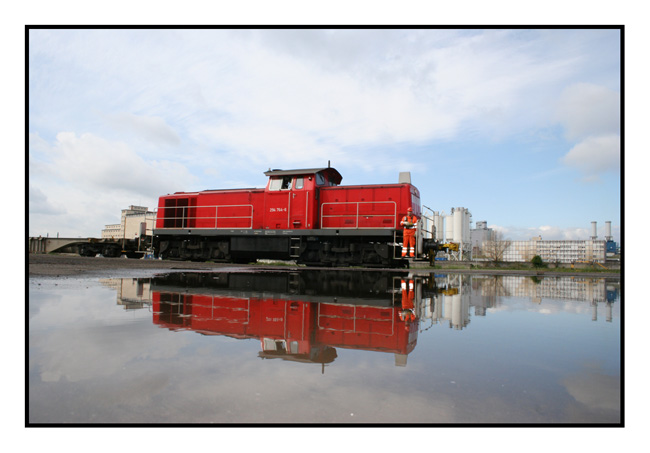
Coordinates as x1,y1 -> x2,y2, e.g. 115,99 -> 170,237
470,221 -> 496,256
500,221 -> 616,264
502,237 -> 607,264
464,219 -> 616,264
101,205 -> 156,241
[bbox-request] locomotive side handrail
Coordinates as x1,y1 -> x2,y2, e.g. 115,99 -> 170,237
320,201 -> 397,229
316,304 -> 395,336
157,204 -> 254,229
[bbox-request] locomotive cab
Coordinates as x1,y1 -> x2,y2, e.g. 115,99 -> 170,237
263,167 -> 342,230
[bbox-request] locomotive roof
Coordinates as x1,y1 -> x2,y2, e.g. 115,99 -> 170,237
263,167 -> 342,184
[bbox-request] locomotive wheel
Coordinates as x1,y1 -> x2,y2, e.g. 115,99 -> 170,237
102,245 -> 121,257
78,244 -> 96,257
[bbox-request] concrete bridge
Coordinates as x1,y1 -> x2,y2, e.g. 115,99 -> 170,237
28,237 -> 95,254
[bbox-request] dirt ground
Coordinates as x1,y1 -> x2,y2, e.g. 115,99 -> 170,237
28,253 -> 620,279
28,253 -> 242,278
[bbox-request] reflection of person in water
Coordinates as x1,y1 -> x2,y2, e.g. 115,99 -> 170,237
400,279 -> 416,323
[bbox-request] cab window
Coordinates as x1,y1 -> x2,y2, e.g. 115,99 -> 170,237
295,177 -> 304,189
269,176 -> 292,191
315,172 -> 338,186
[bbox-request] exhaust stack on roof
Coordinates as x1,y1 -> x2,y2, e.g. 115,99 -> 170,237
399,172 -> 411,184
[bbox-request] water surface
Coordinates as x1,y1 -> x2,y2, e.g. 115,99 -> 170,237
28,270 -> 621,424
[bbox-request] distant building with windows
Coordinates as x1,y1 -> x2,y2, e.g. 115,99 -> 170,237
469,219 -> 610,264
102,205 -> 156,240
502,237 -> 606,264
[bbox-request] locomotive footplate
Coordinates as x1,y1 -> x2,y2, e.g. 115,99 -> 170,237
154,228 -> 402,266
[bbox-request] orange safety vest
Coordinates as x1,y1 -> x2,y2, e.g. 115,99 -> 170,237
401,215 -> 417,231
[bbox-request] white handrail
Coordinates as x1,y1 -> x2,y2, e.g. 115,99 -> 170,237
157,204 -> 254,229
320,201 -> 397,229
317,303 -> 395,336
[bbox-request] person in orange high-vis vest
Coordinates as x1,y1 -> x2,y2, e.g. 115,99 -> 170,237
400,207 -> 417,258
400,279 -> 416,323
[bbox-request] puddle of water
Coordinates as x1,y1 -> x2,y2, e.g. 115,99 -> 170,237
28,270 -> 621,424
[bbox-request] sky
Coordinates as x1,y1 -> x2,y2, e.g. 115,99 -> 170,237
28,27 -> 622,242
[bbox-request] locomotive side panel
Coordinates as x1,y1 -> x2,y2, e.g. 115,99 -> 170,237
156,189 -> 266,230
319,184 -> 418,230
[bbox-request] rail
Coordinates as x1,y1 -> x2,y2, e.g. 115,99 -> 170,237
157,204 -> 254,229
320,201 -> 397,229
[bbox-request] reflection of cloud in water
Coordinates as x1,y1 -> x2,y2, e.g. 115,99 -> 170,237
563,371 -> 620,418
102,358 -> 460,424
34,324 -> 190,383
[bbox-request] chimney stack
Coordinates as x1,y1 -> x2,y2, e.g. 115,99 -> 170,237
591,221 -> 598,240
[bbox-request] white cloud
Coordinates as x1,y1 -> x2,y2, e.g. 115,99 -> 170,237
556,83 -> 620,141
28,185 -> 66,215
46,131 -> 193,197
34,29 -> 605,166
28,132 -> 196,236
104,113 -> 181,147
562,135 -> 620,181
555,83 -> 621,182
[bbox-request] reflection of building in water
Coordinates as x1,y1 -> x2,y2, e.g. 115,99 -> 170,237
416,274 -> 472,330
414,274 -> 619,329
469,275 -> 618,322
497,276 -> 610,302
100,278 -> 152,310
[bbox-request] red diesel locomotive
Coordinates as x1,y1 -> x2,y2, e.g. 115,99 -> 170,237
153,166 -> 422,266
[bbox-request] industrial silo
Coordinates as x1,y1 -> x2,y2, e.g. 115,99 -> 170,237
453,208 -> 463,243
453,207 -> 471,243
445,211 -> 455,242
431,211 -> 443,241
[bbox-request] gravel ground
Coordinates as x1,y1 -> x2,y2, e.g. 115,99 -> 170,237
28,253 -> 620,279
28,253 -> 244,278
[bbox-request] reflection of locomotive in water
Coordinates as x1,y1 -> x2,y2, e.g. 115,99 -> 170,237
153,166 -> 438,266
149,270 -> 446,368
106,271 -> 619,369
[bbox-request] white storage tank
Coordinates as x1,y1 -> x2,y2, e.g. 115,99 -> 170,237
453,208 -> 463,243
433,212 -> 445,241
452,207 -> 471,243
445,212 -> 455,242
